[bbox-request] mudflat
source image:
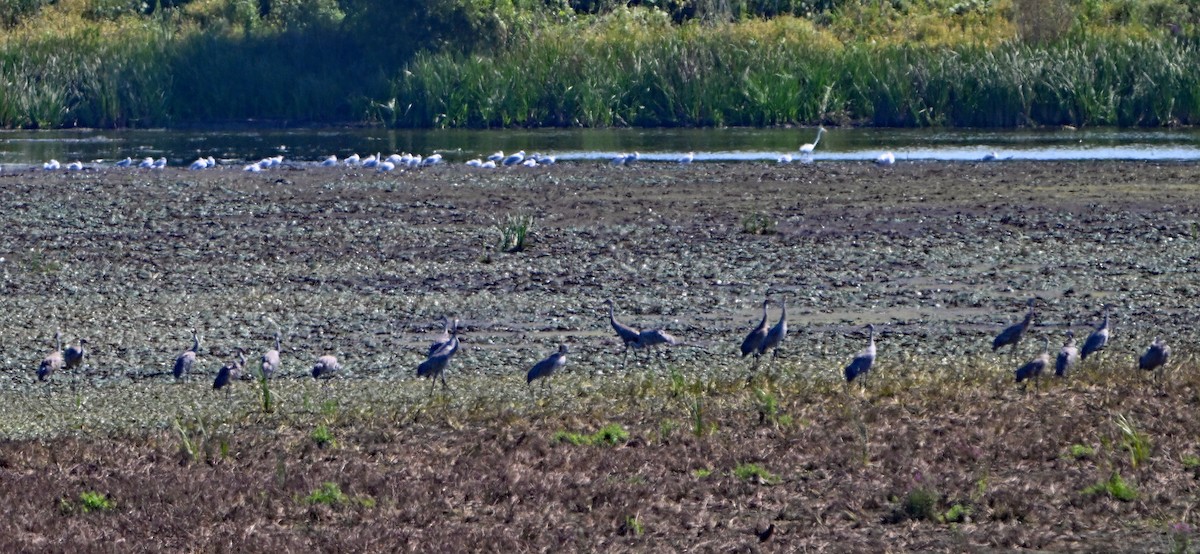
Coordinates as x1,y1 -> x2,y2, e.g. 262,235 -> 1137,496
0,161 -> 1197,551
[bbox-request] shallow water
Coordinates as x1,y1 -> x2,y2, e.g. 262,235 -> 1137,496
1,126 -> 1199,167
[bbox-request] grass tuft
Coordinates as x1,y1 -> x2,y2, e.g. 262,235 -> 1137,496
741,212 -> 777,235
311,425 -> 336,448
305,482 -> 348,505
552,423 -> 629,447
1082,473 -> 1137,502
496,214 -> 534,253
1115,413 -> 1151,469
78,491 -> 114,513
733,462 -> 779,485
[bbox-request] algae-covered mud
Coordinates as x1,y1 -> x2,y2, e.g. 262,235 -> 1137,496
0,161 -> 1198,551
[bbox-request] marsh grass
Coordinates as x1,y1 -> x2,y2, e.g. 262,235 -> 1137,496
496,214 -> 534,253
552,423 -> 629,446
1082,473 -> 1137,501
733,462 -> 779,485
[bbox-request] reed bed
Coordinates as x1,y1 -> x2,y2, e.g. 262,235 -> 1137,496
396,20 -> 1200,128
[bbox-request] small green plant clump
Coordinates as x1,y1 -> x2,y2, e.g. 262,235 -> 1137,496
1068,444 -> 1096,460
1082,473 -> 1137,502
741,212 -> 777,235
311,425 -> 336,448
620,514 -> 644,537
306,482 -> 349,505
552,423 -> 629,447
62,491 -> 115,514
733,462 -> 779,485
901,487 -> 940,521
497,214 -> 534,253
941,503 -> 972,523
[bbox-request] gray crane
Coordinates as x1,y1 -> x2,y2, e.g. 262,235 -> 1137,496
993,298 -> 1036,354
1055,331 -> 1079,378
174,329 -> 200,381
37,330 -> 64,382
418,325 -> 459,394
843,324 -> 876,383
262,326 -> 280,378
740,299 -> 770,361
526,344 -> 569,394
64,338 -> 87,372
759,296 -> 788,360
213,348 -> 246,398
633,328 -> 677,357
1138,337 -> 1170,374
605,299 -> 641,366
1080,305 -> 1111,361
1015,337 -> 1051,392
311,354 -> 342,380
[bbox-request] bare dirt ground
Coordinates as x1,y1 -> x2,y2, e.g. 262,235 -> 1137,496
0,160 -> 1198,552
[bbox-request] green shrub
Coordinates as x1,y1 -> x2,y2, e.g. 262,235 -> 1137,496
733,462 -> 779,485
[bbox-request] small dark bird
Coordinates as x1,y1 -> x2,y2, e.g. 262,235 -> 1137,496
38,331 -> 64,382
1055,331 -> 1079,377
1080,305 -> 1111,360
526,344 -> 569,392
606,299 -> 641,365
740,299 -> 770,360
312,355 -> 342,380
756,523 -> 776,543
844,324 -> 877,383
214,349 -> 246,397
174,329 -> 200,381
64,338 -> 87,371
1015,337 -> 1051,392
993,298 -> 1036,353
1138,337 -> 1170,372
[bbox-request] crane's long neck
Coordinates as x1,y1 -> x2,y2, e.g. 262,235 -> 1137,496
609,304 -> 619,328
813,128 -> 824,146
191,332 -> 200,353
780,299 -> 786,319
759,301 -> 768,325
1101,310 -> 1109,329
274,331 -> 281,351
55,332 -> 62,352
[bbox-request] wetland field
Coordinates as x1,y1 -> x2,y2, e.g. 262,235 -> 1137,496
1,160 -> 1199,551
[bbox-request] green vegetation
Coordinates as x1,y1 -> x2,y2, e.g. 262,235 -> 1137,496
1068,443 -> 1096,460
311,425 -> 336,448
1,0 -> 1198,128
496,214 -> 534,253
1082,472 -> 1137,502
942,503 -> 972,523
552,423 -> 629,446
1114,413 -> 1151,469
741,213 -> 777,236
901,487 -> 939,521
74,491 -> 115,513
733,462 -> 779,484
305,482 -> 348,505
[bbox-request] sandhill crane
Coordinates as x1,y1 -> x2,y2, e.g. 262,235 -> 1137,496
261,321 -> 281,380
633,328 -> 676,357
503,151 -> 526,166
1080,305 -> 1111,361
214,349 -> 246,397
740,299 -> 770,362
115,157 -> 133,167
1139,337 -> 1170,374
418,325 -> 459,394
320,155 -> 338,166
1055,331 -> 1079,377
1015,337 -> 1051,392
759,297 -> 788,360
312,354 -> 342,380
605,299 -> 641,366
64,338 -> 87,371
844,324 -> 876,383
37,331 -> 64,382
428,317 -> 458,357
993,298 -> 1036,354
526,344 -> 569,394
174,329 -> 200,381
799,127 -> 826,155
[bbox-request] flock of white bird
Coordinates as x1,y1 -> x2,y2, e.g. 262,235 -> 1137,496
32,126 -> 915,171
